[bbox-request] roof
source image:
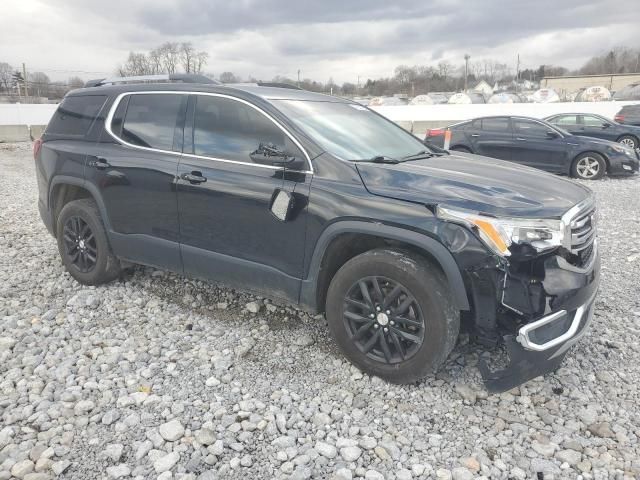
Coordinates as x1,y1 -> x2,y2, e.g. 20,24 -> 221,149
542,73 -> 640,80
70,81 -> 349,105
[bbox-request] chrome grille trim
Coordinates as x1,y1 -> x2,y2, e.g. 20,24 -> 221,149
561,196 -> 597,257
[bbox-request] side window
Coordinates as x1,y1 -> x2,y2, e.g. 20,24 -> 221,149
551,115 -> 578,127
119,94 -> 185,150
480,118 -> 510,132
582,115 -> 607,127
47,95 -> 107,136
192,95 -> 304,166
513,119 -> 549,137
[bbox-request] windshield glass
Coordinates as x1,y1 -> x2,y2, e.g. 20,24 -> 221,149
272,99 -> 431,161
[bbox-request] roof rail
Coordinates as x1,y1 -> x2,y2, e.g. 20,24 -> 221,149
85,74 -> 221,88
231,82 -> 303,90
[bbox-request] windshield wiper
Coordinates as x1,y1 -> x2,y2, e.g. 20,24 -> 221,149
360,155 -> 401,164
401,150 -> 444,161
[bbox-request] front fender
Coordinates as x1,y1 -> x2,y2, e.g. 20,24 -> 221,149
299,220 -> 470,312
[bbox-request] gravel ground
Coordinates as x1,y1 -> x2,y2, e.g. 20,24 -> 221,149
1,141 -> 639,480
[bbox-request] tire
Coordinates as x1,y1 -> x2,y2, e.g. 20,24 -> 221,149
618,135 -> 638,150
571,152 -> 606,180
56,198 -> 121,285
450,145 -> 471,153
325,248 -> 459,384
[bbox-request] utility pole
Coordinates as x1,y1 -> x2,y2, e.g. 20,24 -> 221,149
464,54 -> 470,93
515,54 -> 520,92
297,69 -> 300,87
22,63 -> 28,98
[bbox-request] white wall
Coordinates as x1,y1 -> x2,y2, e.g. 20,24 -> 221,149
371,101 -> 640,123
0,103 -> 58,125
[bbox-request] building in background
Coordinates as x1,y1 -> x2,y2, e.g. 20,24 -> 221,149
541,73 -> 640,100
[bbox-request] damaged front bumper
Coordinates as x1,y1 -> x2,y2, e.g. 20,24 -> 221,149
476,240 -> 600,392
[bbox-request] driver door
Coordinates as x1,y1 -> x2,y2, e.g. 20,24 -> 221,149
176,94 -> 312,303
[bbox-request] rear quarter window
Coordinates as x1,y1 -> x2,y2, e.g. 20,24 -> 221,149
46,95 -> 108,136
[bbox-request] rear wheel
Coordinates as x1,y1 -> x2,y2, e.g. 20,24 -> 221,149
325,249 -> 459,384
571,153 -> 606,180
618,135 -> 638,150
56,199 -> 121,285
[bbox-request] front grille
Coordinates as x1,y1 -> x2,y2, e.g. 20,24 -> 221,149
562,200 -> 597,268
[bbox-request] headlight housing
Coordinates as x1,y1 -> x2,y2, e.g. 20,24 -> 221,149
611,145 -> 635,157
437,206 -> 564,257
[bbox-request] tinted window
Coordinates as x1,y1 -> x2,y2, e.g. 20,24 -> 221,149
47,95 -> 107,136
193,95 -> 301,163
583,115 -> 607,127
551,115 -> 578,126
513,119 -> 549,137
120,94 -> 184,150
481,118 -> 510,132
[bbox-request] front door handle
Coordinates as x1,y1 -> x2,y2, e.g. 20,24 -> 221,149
181,171 -> 207,184
470,134 -> 480,137
516,137 -> 527,141
88,157 -> 111,169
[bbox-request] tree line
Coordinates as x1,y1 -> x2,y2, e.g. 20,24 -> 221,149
1,45 -> 638,101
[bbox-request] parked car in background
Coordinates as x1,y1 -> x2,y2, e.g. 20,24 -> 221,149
545,113 -> 640,150
425,116 -> 639,180
614,104 -> 640,126
35,77 -> 602,392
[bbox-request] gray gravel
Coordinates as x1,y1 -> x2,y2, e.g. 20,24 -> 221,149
1,141 -> 639,480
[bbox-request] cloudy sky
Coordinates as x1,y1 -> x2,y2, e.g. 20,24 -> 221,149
2,0 -> 639,84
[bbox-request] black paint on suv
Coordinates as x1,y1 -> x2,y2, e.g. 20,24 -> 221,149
35,78 -> 601,392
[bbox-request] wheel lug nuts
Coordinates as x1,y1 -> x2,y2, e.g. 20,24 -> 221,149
369,314 -> 375,319
374,324 -> 379,328
390,321 -> 395,326
376,306 -> 381,311
383,327 -> 388,333
385,310 -> 390,315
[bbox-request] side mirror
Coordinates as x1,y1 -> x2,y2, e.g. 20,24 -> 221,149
546,130 -> 559,139
250,142 -> 296,166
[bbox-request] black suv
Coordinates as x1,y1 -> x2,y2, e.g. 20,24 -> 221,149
35,77 -> 600,392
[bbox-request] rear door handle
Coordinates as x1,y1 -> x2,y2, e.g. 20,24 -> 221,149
181,171 -> 207,184
470,134 -> 480,137
88,157 -> 111,169
516,137 -> 527,141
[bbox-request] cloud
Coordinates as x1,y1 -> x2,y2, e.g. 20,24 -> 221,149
3,0 -> 639,83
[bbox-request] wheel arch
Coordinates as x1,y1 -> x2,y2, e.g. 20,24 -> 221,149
49,176 -> 112,236
572,150 -> 610,174
300,221 -> 470,314
616,133 -> 639,145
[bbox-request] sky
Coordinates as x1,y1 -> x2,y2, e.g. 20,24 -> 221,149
1,0 -> 639,84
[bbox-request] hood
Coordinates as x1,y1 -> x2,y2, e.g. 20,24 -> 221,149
355,153 -> 592,218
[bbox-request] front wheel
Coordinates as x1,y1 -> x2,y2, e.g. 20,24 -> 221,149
571,153 -> 606,180
325,249 -> 459,384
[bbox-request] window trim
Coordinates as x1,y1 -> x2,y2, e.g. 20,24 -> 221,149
511,116 -> 565,138
105,91 -> 313,174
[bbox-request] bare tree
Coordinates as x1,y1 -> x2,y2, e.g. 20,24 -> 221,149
219,71 -> 239,83
437,61 -> 453,79
68,76 -> 85,89
194,51 -> 208,74
180,42 -> 195,73
0,62 -> 13,94
157,42 -> 180,74
28,72 -> 51,97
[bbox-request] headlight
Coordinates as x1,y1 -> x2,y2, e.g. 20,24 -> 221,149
437,206 -> 564,257
611,145 -> 635,156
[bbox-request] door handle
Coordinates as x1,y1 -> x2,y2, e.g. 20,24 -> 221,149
181,171 -> 207,184
88,157 -> 111,169
470,134 -> 480,137
516,137 -> 527,141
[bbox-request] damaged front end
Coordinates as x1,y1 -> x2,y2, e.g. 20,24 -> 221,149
438,198 -> 600,393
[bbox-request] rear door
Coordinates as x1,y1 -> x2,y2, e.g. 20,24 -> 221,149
580,115 -> 618,142
548,114 -> 580,136
467,117 -> 513,160
510,118 -> 568,172
176,93 -> 312,303
88,92 -> 187,271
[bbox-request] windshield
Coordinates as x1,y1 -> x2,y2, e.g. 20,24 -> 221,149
272,99 -> 431,161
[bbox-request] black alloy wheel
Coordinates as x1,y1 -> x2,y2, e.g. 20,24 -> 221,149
343,276 -> 425,364
62,216 -> 98,273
